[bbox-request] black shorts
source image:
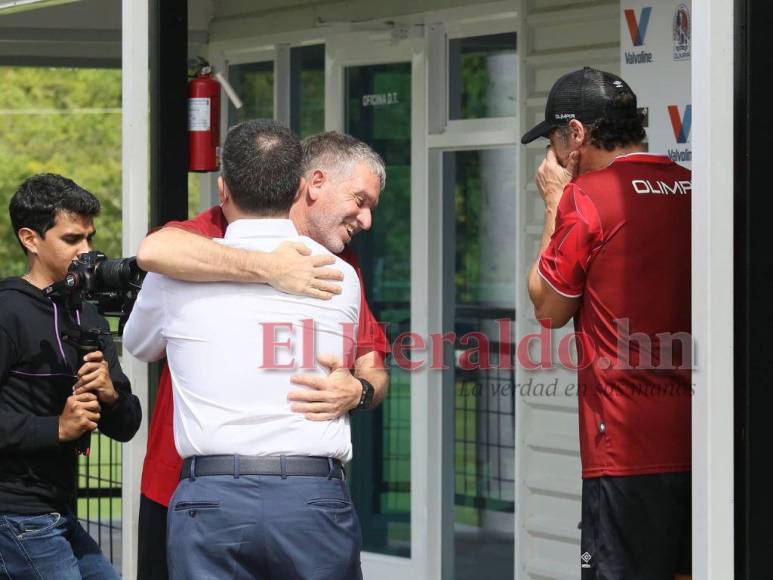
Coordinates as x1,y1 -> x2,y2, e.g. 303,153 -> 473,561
580,472 -> 691,580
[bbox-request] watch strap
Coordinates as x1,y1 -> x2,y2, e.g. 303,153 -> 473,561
353,378 -> 375,411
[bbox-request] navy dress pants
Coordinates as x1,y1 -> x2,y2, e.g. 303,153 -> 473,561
167,473 -> 363,580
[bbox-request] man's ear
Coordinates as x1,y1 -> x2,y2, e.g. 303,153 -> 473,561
568,119 -> 587,148
17,227 -> 39,255
306,169 -> 325,201
217,176 -> 229,206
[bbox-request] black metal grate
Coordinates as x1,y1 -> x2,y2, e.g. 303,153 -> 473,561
77,431 -> 123,569
454,311 -> 516,514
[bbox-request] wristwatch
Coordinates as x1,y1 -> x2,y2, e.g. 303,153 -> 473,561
352,378 -> 375,412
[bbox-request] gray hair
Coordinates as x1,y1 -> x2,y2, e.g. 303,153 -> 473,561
552,124 -> 573,145
301,131 -> 386,191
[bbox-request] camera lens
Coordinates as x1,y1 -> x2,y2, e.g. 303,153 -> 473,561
96,258 -> 140,289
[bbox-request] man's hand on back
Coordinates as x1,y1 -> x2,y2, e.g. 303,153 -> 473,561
288,354 -> 361,421
137,227 -> 345,297
265,241 -> 345,300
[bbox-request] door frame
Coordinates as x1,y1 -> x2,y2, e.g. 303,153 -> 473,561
424,17 -> 519,580
326,29 -> 433,580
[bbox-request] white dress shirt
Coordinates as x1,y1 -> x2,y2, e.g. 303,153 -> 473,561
123,219 -> 360,461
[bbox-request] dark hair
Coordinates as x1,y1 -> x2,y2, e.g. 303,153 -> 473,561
221,119 -> 302,215
9,173 -> 100,253
586,92 -> 646,151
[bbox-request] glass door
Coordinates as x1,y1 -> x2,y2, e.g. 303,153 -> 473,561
346,61 -> 412,559
443,148 -> 517,580
427,24 -> 519,579
326,32 -> 423,580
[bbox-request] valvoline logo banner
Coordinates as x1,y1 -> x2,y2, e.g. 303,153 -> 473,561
624,6 -> 652,46
622,2 -> 692,166
667,104 -> 692,143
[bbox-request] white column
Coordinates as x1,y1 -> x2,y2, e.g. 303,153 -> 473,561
121,1 -> 150,578
692,0 -> 735,578
479,49 -> 517,538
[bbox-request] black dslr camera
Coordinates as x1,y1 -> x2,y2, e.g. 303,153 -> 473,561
43,252 -> 144,455
43,251 -> 144,332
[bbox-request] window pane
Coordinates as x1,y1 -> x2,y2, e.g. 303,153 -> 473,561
290,45 -> 325,138
443,148 -> 516,580
228,61 -> 273,127
346,62 -> 412,558
449,33 -> 517,120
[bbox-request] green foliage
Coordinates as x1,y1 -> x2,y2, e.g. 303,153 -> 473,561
0,67 -> 123,278
454,151 -> 482,305
298,69 -> 324,138
228,63 -> 274,126
461,53 -> 490,119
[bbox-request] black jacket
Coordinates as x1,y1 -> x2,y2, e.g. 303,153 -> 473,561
0,277 -> 141,514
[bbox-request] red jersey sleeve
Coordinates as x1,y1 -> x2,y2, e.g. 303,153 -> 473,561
164,205 -> 228,238
339,246 -> 390,358
538,183 -> 603,298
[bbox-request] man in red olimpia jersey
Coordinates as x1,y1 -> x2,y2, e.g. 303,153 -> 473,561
134,132 -> 390,580
523,68 -> 692,580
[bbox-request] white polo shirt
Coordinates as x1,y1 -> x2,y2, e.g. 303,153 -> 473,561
123,219 -> 360,461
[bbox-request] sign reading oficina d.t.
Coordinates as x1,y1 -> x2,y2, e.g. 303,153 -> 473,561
362,92 -> 399,107
621,0 -> 691,168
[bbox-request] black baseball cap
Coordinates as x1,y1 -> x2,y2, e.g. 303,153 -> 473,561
521,67 -> 638,144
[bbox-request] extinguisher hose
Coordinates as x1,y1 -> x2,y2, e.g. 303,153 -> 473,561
215,71 -> 243,110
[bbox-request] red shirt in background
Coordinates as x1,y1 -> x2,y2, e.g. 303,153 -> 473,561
140,206 -> 390,506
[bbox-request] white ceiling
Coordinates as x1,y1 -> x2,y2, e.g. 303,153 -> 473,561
0,0 -> 215,67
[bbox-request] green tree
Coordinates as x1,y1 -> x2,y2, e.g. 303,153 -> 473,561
0,67 -> 122,278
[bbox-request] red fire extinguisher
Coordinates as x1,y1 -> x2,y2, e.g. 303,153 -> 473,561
188,63 -> 221,172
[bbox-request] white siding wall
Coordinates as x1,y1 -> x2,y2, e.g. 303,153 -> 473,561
515,2 -> 619,579
208,0 -> 498,42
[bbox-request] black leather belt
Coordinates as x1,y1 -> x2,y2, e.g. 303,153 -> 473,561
180,455 -> 344,480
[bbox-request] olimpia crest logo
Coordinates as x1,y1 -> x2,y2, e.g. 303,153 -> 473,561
673,4 -> 691,61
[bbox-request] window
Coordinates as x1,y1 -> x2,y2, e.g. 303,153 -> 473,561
228,61 -> 274,126
448,33 -> 517,120
290,45 -> 325,138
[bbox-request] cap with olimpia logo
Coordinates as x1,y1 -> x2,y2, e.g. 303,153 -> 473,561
521,67 -> 639,144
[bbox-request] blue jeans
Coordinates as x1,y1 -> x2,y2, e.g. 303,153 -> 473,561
168,473 -> 363,580
0,510 -> 119,579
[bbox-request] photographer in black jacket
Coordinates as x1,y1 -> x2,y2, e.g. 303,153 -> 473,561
0,173 -> 141,579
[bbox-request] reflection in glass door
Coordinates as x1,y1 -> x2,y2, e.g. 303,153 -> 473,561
290,45 -> 325,138
227,61 -> 273,127
444,148 -> 516,580
345,62 -> 412,558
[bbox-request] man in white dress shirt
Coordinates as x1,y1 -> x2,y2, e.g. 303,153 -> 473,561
123,119 -> 364,579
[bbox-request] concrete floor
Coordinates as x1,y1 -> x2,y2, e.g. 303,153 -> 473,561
455,529 -> 514,579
